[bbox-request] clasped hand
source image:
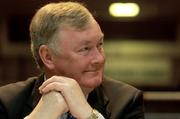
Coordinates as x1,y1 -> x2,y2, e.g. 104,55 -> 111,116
28,76 -> 93,119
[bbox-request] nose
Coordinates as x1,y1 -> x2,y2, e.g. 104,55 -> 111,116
91,47 -> 105,65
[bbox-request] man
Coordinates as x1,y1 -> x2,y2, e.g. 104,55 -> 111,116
0,1 -> 144,119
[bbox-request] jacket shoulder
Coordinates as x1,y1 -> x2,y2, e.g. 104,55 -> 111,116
102,77 -> 141,95
102,77 -> 144,118
0,77 -> 37,118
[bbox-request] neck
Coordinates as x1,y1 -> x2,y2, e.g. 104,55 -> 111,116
81,86 -> 94,96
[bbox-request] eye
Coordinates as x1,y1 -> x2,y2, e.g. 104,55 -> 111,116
78,46 -> 91,55
97,41 -> 104,49
80,46 -> 91,51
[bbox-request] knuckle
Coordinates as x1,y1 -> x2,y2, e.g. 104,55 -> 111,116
70,78 -> 77,84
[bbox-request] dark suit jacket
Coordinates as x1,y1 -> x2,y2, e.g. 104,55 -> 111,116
0,75 -> 144,119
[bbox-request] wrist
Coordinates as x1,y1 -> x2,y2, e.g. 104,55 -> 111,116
86,109 -> 99,119
80,106 -> 93,119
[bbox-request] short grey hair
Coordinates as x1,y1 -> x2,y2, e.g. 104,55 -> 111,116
29,1 -> 94,69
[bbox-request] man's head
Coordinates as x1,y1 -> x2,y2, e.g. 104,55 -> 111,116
30,2 -> 105,90
30,2 -> 93,68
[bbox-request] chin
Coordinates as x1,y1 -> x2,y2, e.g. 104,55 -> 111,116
82,76 -> 103,89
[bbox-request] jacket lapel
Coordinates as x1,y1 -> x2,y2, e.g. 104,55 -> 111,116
23,74 -> 44,116
88,85 -> 111,118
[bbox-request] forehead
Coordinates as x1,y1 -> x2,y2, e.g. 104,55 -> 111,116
57,20 -> 104,44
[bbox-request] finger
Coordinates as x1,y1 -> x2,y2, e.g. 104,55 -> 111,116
41,82 -> 65,94
39,76 -> 76,90
39,76 -> 62,90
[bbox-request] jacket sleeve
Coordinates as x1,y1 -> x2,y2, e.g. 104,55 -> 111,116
0,100 -> 8,119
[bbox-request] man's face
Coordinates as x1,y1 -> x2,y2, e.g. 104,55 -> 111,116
51,20 -> 105,89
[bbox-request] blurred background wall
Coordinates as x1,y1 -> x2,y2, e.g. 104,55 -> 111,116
0,0 -> 180,118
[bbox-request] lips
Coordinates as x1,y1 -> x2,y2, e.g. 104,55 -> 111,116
84,65 -> 104,74
84,71 -> 98,74
85,65 -> 103,72
84,68 -> 101,72
85,70 -> 97,72
83,69 -> 103,75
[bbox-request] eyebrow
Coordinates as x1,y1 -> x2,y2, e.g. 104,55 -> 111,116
84,38 -> 104,46
99,35 -> 104,42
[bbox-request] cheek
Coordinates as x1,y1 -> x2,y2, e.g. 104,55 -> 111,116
72,60 -> 88,71
70,60 -> 90,78
102,51 -> 106,61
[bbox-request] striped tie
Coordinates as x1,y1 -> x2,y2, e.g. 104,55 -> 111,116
68,112 -> 76,119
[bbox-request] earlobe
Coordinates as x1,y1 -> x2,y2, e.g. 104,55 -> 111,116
39,45 -> 55,70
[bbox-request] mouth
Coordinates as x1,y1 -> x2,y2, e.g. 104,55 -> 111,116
84,66 -> 104,74
84,69 -> 102,74
84,70 -> 98,73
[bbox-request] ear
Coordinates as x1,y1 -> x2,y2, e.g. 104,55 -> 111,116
39,45 -> 55,70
